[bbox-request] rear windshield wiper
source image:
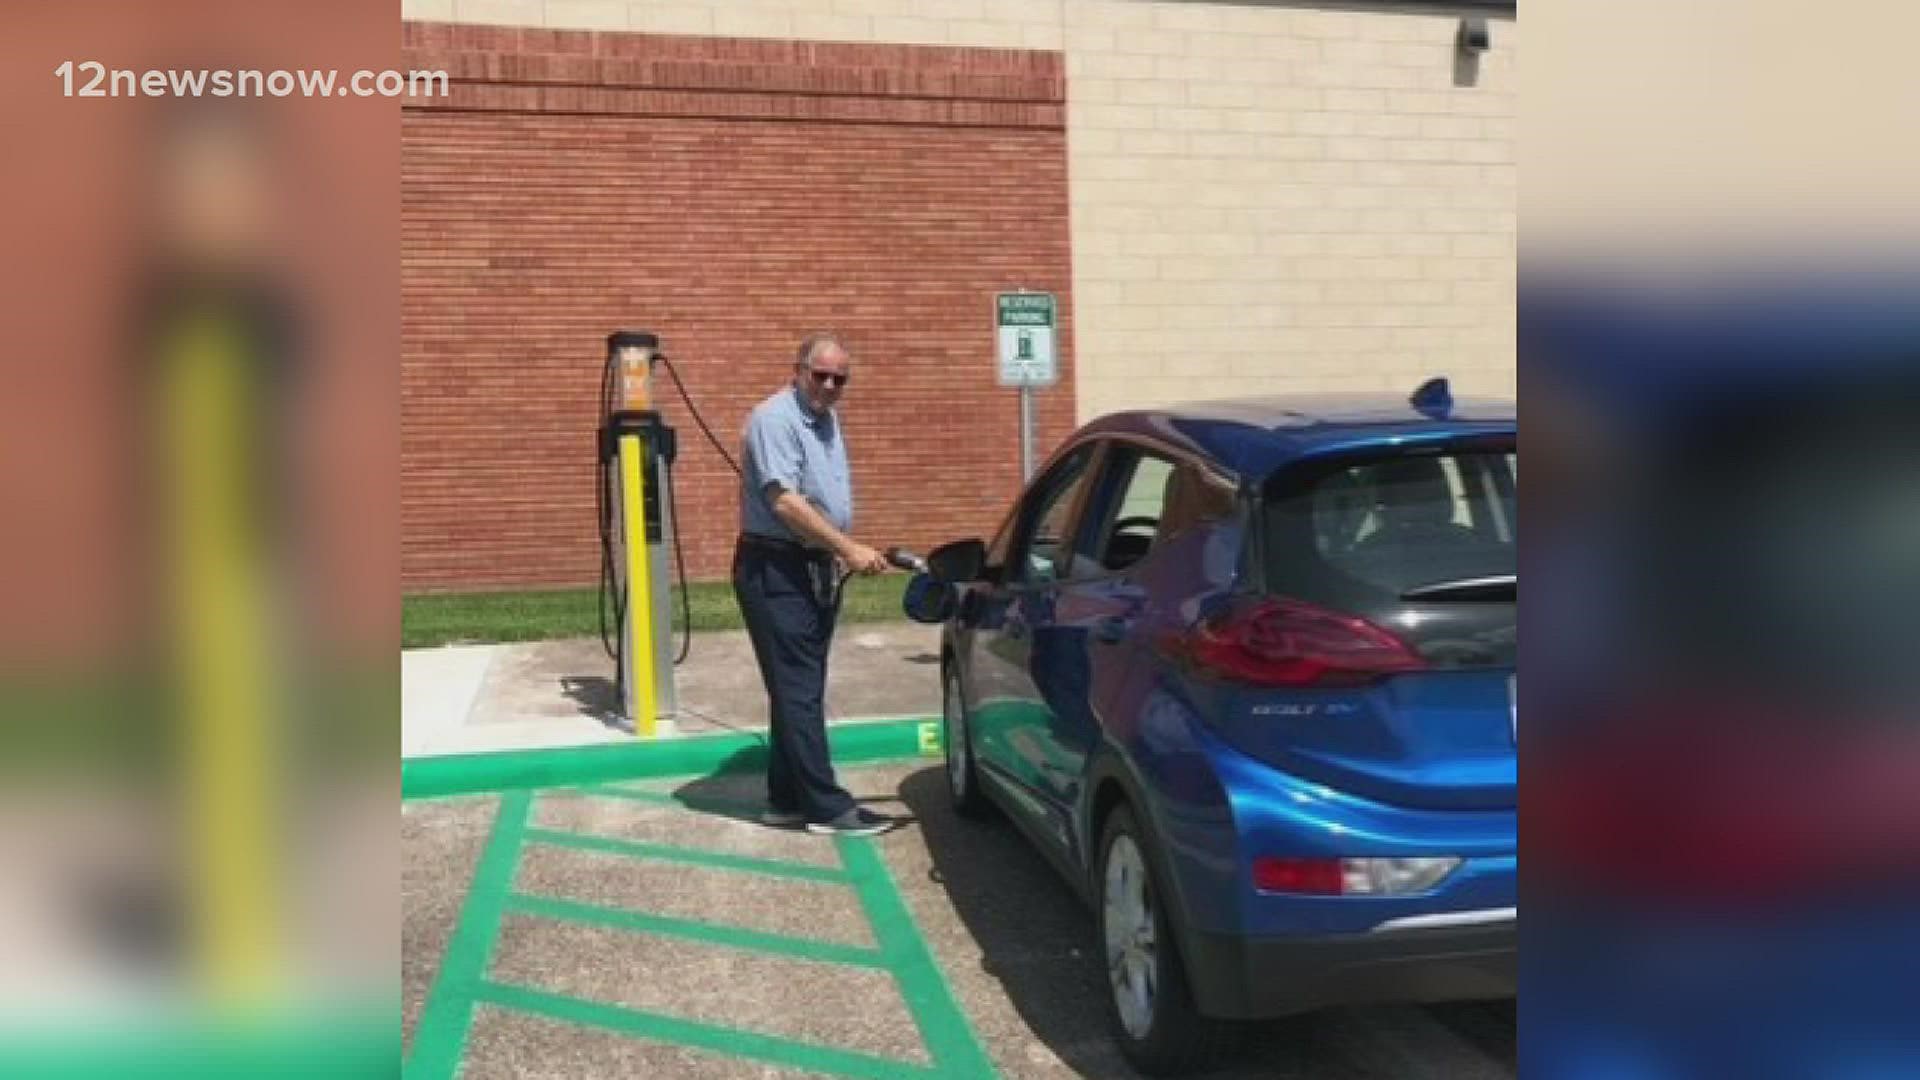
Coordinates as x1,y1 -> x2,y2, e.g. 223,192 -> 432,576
1400,574 -> 1516,601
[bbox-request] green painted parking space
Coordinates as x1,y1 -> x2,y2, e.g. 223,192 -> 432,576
404,723 -> 997,1080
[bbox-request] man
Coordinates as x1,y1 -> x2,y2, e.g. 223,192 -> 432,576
734,334 -> 899,835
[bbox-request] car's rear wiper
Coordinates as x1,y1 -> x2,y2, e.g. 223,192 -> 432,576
1400,574 -> 1516,601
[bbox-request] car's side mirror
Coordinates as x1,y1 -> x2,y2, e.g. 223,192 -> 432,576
901,574 -> 957,624
927,538 -> 989,583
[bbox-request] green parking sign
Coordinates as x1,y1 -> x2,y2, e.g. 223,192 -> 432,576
996,292 -> 1057,388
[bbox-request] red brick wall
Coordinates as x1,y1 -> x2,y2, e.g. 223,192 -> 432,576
401,22 -> 1073,592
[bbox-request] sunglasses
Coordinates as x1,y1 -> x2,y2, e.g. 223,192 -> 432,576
808,369 -> 850,389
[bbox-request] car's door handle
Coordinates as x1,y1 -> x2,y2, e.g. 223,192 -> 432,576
1094,616 -> 1131,644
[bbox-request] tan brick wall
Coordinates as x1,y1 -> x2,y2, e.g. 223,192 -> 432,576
406,3 -> 1514,406
1064,3 -> 1516,418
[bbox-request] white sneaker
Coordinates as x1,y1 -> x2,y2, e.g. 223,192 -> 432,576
805,809 -> 901,836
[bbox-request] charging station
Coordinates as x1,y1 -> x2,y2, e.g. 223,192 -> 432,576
597,331 -> 679,737
592,329 -> 931,739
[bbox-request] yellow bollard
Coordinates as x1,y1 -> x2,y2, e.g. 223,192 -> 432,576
619,432 -> 657,738
163,304 -> 278,1002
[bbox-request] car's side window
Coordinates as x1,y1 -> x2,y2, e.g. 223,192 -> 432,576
1087,449 -> 1173,574
984,507 -> 1018,572
1077,447 -> 1234,574
1009,446 -> 1099,586
1156,464 -> 1236,544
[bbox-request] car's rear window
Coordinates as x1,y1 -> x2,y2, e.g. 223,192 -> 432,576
1262,448 -> 1516,666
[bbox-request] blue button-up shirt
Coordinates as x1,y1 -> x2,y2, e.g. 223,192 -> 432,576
739,385 -> 852,547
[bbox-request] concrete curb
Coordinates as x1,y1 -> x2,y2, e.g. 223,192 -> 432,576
401,716 -> 942,801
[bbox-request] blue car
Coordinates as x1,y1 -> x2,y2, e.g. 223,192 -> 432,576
904,381 -> 1516,1074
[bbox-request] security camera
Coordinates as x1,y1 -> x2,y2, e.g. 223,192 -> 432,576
1457,17 -> 1491,54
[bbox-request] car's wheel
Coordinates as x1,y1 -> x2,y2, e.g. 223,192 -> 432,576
1098,805 -> 1239,1075
943,665 -> 990,818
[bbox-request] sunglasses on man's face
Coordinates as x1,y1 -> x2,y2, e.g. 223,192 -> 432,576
808,369 -> 850,389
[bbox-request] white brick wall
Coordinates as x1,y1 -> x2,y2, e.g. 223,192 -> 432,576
408,0 -> 1518,419
1062,3 -> 1516,416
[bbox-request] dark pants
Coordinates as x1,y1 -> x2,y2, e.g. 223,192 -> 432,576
732,537 -> 853,824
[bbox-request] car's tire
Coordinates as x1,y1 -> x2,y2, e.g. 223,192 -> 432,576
1097,804 -> 1240,1076
943,665 -> 991,819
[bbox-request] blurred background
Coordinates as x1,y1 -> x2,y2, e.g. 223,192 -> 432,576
1,1 -> 395,1074
2,0 -> 1919,1075
1524,1 -> 1920,1077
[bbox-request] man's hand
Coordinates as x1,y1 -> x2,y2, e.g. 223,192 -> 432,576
840,542 -> 889,576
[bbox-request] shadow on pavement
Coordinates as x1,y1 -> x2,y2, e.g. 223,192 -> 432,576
664,747 -> 775,823
667,750 -> 919,829
1421,1000 -> 1518,1067
558,674 -> 622,728
896,766 -> 1142,1078
898,766 -> 1517,1079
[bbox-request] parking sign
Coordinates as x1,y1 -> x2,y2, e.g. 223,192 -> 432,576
996,292 -> 1057,388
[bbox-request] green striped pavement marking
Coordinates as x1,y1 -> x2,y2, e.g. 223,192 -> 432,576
572,783 -> 766,817
406,788 -> 531,1080
473,980 -> 942,1080
524,826 -> 853,885
839,836 -> 1000,1079
573,783 -> 685,805
504,892 -> 888,970
408,760 -> 996,1078
403,716 -> 940,800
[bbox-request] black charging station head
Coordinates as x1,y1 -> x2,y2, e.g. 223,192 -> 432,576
607,331 -> 659,353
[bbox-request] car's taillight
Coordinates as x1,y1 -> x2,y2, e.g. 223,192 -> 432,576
1184,597 -> 1427,687
1251,857 -> 1346,895
1252,856 -> 1462,896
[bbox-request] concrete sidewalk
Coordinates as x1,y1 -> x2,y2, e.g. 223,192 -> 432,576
402,621 -> 944,759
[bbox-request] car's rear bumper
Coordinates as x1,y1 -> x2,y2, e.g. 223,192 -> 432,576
1182,909 -> 1516,1020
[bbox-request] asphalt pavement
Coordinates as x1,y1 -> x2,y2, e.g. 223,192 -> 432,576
403,759 -> 1515,1079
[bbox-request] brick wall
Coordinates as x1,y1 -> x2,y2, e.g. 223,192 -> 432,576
401,22 -> 1072,591
404,0 -> 1518,422
1064,2 -> 1517,418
